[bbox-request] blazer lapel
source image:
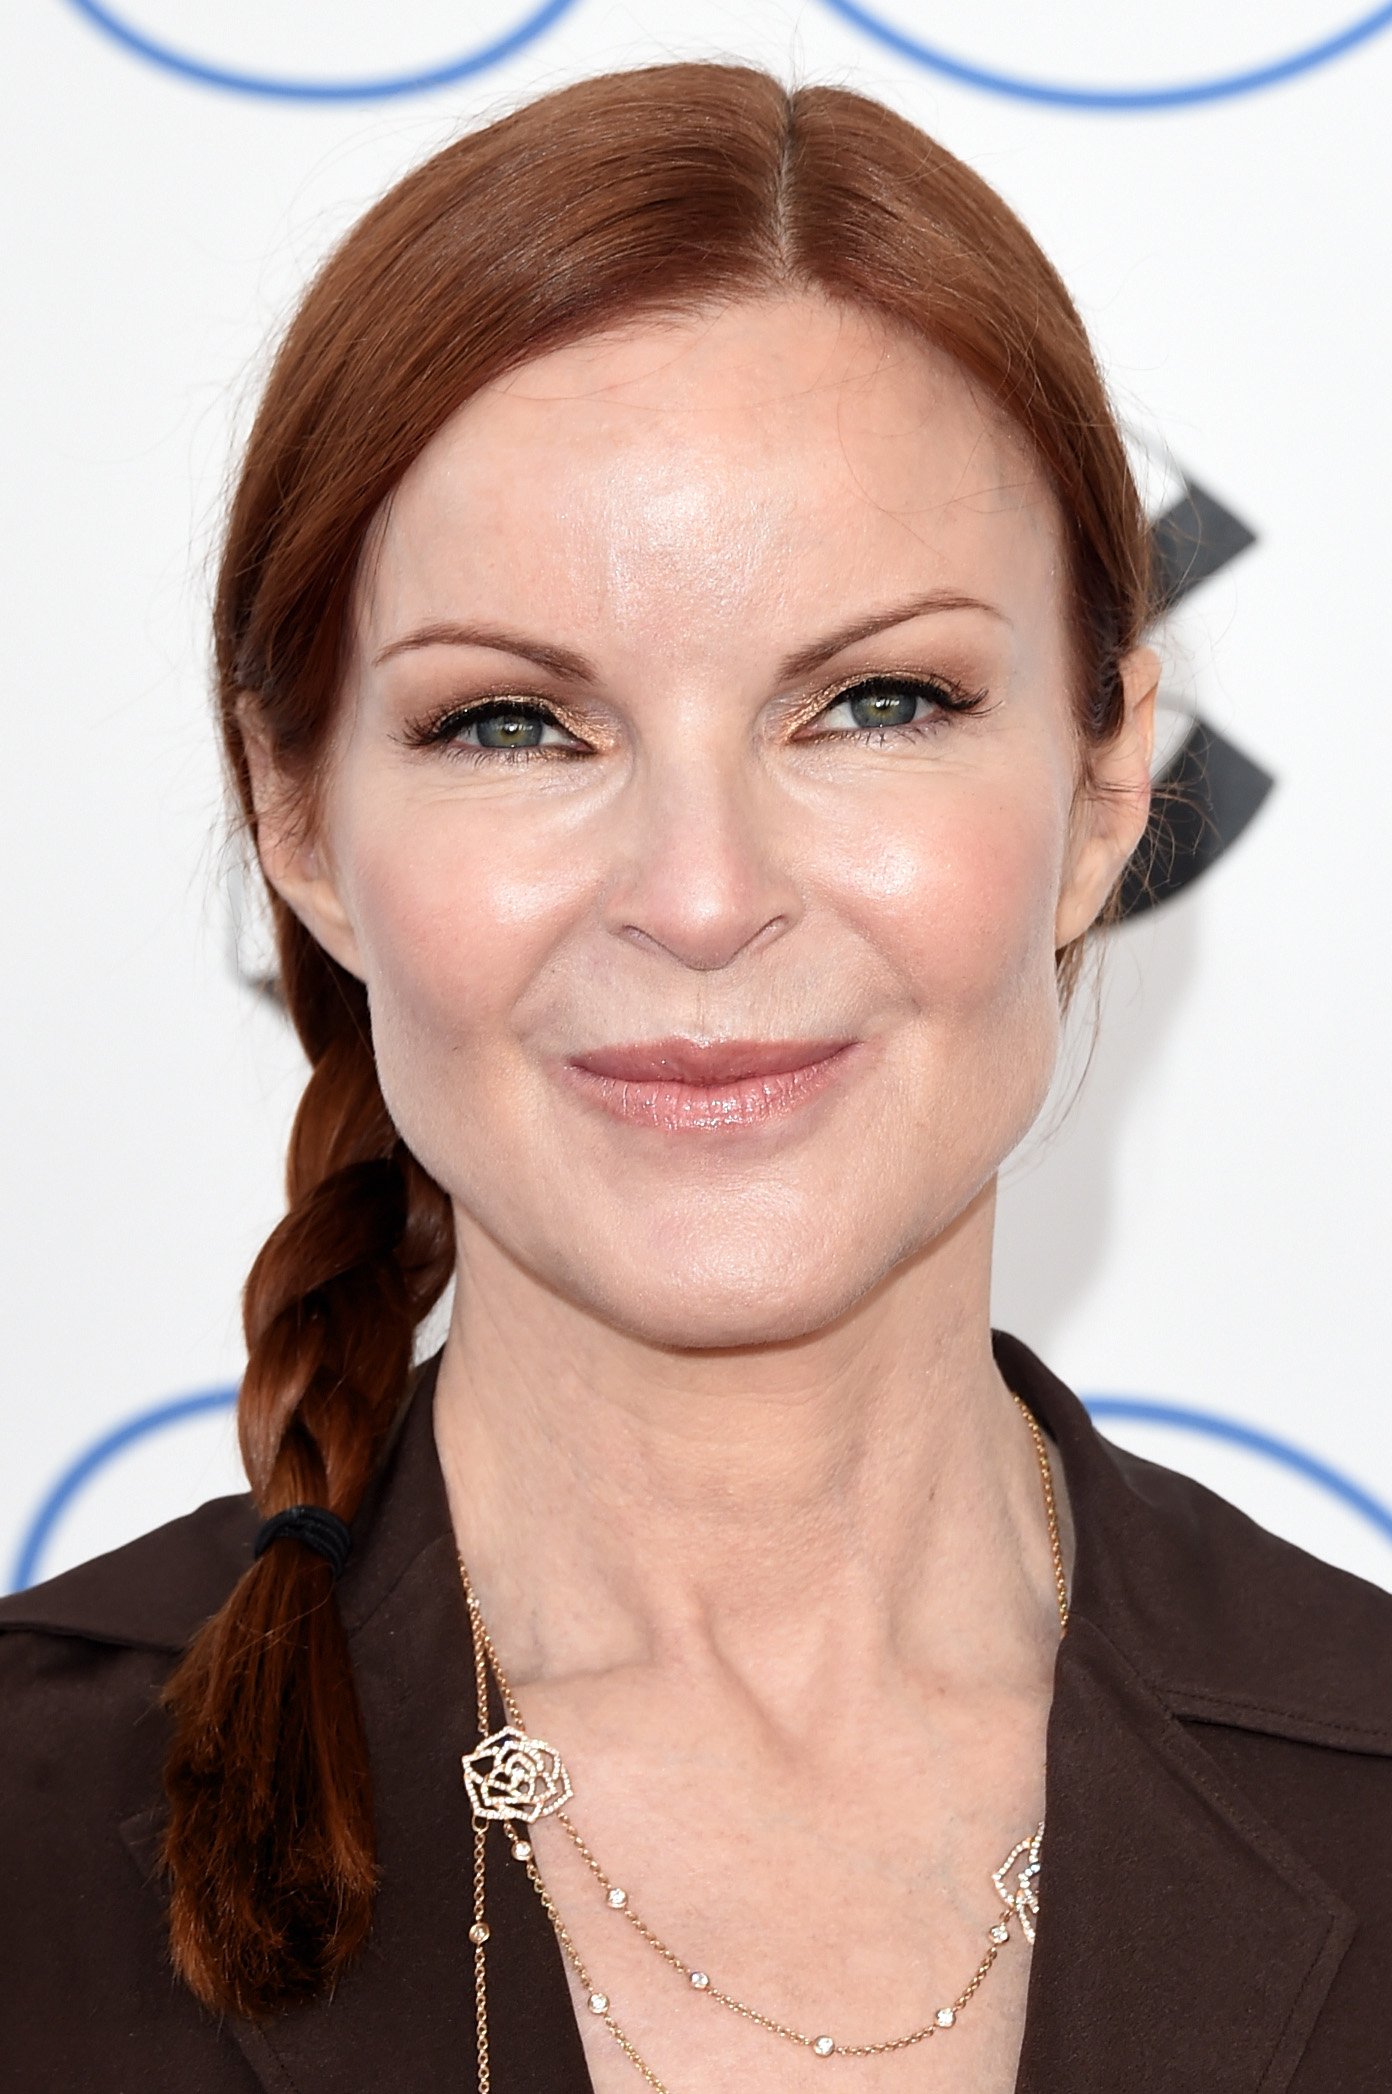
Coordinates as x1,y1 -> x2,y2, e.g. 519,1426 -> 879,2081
1012,1612 -> 1356,2092
997,1332 -> 1360,2093
124,1356 -> 596,2094
237,1528 -> 595,2094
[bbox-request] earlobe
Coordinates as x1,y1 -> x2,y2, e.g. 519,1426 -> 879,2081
1053,643 -> 1162,950
236,696 -> 367,982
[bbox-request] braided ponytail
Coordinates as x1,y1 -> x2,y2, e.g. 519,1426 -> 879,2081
160,944 -> 452,2017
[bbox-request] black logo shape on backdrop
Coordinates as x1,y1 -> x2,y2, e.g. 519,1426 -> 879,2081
1119,476 -> 1274,919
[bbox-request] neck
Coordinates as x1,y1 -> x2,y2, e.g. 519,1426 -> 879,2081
433,1181 -> 1071,1724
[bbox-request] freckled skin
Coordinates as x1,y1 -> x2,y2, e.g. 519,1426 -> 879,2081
251,294 -> 1156,2094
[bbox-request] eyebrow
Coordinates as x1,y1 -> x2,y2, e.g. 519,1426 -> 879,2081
373,620 -> 594,679
371,589 -> 1009,683
776,591 -> 1010,680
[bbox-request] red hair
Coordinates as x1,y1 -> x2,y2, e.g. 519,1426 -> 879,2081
161,58 -> 1153,2018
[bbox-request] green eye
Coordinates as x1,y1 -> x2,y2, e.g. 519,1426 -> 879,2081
813,672 -> 988,740
471,706 -> 548,749
840,679 -> 923,730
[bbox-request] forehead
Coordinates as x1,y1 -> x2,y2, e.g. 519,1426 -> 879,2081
355,294 -> 1066,662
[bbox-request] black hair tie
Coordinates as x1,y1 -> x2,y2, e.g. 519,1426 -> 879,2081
253,1504 -> 353,1581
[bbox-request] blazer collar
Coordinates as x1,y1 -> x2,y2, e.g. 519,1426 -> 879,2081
997,1330 -> 1392,1751
996,1332 -> 1364,2091
124,1332 -> 1370,2092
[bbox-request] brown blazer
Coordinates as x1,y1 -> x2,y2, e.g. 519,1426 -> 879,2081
4,1331 -> 1392,2091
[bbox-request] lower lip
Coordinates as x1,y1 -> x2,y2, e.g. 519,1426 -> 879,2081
559,1044 -> 862,1134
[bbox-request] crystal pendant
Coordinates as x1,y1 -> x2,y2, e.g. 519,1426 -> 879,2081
991,1822 -> 1043,1945
461,1723 -> 573,1825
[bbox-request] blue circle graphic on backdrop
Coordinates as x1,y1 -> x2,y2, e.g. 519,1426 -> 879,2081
1086,1396 -> 1392,1542
10,1386 -> 1392,1592
11,1386 -> 237,1594
61,0 -> 581,102
814,0 -> 1392,110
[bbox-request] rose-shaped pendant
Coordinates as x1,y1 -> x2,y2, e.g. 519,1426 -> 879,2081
462,1723 -> 574,1825
991,1822 -> 1043,1944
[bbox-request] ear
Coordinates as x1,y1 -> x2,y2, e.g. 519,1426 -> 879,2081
237,697 -> 367,982
1054,643 -> 1161,950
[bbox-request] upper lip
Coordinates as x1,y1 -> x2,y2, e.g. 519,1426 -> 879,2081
570,1036 -> 855,1083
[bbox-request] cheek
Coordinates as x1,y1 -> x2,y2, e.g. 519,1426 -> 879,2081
332,792 -> 579,1136
833,778 -> 1065,1029
822,769 -> 1072,1211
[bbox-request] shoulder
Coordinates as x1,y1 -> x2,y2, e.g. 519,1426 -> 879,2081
0,1496 -> 259,1869
994,1331 -> 1392,1746
0,1500 -> 263,2076
1094,1426 -> 1392,1746
0,1493 -> 258,1873
0,1488 -> 258,1653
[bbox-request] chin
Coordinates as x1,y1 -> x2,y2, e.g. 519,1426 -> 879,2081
558,1234 -> 893,1352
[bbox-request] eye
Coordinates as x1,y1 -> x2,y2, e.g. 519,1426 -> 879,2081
803,671 -> 990,744
401,697 -> 585,763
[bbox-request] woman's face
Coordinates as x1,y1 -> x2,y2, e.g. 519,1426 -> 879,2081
261,294 -> 1154,1345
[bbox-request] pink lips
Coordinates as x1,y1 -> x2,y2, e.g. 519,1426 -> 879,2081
561,1035 -> 860,1133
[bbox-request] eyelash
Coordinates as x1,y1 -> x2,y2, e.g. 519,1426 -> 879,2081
400,670 -> 992,767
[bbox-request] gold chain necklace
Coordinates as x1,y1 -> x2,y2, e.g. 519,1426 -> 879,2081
459,1389 -> 1069,2092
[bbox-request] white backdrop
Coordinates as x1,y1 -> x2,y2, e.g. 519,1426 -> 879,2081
5,0 -> 1391,1593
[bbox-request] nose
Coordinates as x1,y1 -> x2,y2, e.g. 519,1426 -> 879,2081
601,741 -> 803,972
